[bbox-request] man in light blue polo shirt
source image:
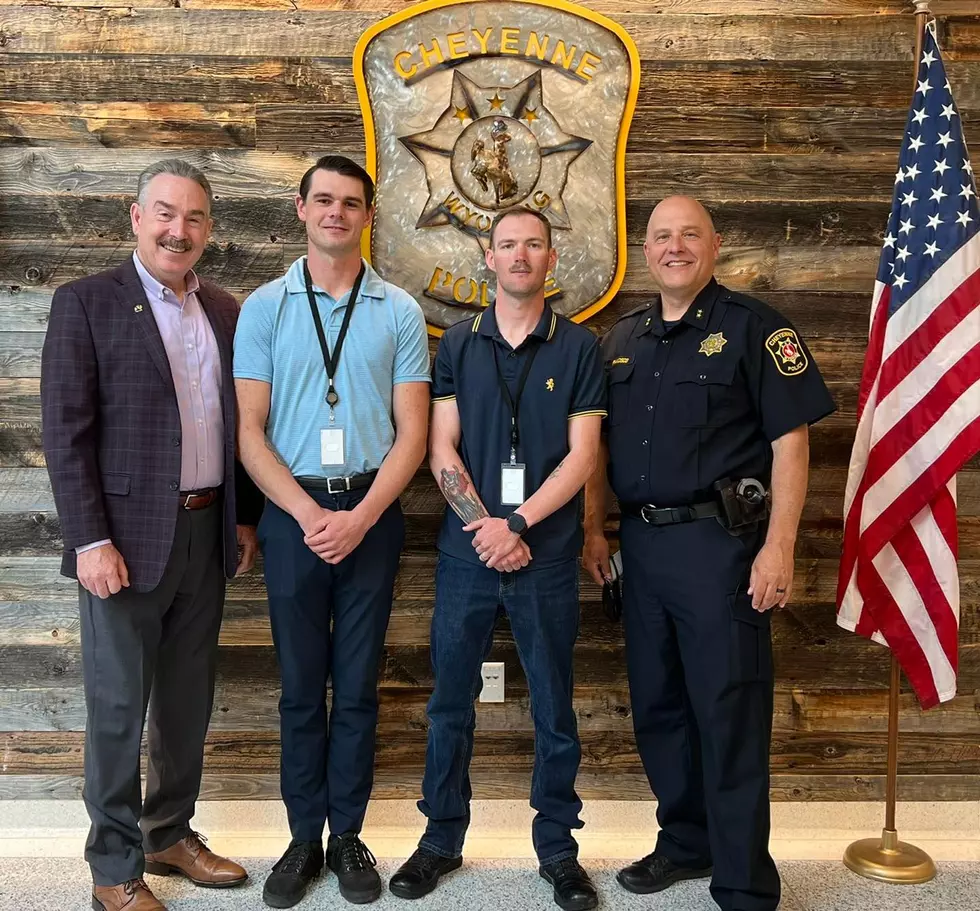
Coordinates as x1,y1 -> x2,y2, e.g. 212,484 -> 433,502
234,155 -> 430,909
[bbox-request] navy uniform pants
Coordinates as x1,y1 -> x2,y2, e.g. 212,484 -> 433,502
620,513 -> 780,911
258,488 -> 404,842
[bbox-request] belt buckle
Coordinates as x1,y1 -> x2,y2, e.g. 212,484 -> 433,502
639,504 -> 658,524
182,493 -> 195,509
326,476 -> 350,494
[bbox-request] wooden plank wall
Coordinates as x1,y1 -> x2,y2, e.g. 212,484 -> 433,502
1,0 -> 979,803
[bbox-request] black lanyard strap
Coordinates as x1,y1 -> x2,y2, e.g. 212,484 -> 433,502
493,339 -> 542,460
304,259 -> 365,407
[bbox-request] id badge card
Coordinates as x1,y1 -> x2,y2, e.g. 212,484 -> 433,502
500,462 -> 526,506
320,427 -> 345,467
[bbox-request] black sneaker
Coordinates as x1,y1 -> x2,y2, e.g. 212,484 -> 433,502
616,852 -> 712,894
326,833 -> 382,904
389,847 -> 463,899
263,840 -> 324,909
539,858 -> 598,911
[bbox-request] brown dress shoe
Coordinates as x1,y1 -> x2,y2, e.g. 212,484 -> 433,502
92,879 -> 165,911
144,831 -> 248,888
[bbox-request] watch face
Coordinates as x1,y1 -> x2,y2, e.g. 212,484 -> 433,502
508,513 -> 527,534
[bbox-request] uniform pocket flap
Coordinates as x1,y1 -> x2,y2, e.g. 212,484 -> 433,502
677,359 -> 736,387
728,591 -> 770,627
101,472 -> 131,495
606,359 -> 635,383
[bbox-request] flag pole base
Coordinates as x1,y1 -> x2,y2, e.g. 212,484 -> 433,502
843,828 -> 937,884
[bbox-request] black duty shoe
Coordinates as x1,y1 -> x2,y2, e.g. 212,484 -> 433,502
326,833 -> 382,904
539,858 -> 599,911
263,840 -> 324,909
388,847 -> 463,899
616,853 -> 712,894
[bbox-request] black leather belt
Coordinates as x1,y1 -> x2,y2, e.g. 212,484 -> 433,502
621,500 -> 721,526
179,487 -> 220,510
297,471 -> 378,494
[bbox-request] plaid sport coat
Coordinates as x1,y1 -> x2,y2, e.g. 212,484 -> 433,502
41,256 -> 263,593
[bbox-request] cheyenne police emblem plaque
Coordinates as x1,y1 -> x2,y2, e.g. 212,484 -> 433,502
354,0 -> 639,334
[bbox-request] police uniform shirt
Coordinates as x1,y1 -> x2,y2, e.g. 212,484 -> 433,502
601,278 -> 836,507
432,302 -> 606,569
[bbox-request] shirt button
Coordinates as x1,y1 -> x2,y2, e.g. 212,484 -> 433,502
646,404 -> 653,411
700,374 -> 707,380
171,436 -> 180,446
654,371 -> 660,377
169,481 -> 178,491
642,440 -> 648,446
640,474 -> 646,481
187,343 -> 193,351
509,352 -> 517,358
661,339 -> 669,344
192,381 -> 198,389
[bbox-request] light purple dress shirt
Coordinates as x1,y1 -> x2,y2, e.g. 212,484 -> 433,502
76,253 -> 225,554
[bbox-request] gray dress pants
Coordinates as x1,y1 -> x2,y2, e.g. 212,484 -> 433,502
79,503 -> 225,886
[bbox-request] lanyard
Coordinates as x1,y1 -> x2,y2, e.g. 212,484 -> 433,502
493,339 -> 542,463
304,259 -> 365,413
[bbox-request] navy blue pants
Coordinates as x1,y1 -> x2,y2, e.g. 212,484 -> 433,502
620,515 -> 780,911
258,489 -> 404,842
418,553 -> 584,865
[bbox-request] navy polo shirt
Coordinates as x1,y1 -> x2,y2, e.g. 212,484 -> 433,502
600,279 -> 836,507
432,302 -> 606,570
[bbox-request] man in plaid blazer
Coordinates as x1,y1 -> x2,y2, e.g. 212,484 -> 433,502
41,159 -> 263,911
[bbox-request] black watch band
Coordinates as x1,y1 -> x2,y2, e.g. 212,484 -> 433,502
506,512 -> 528,536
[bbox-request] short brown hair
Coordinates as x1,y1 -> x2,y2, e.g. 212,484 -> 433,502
488,206 -> 552,249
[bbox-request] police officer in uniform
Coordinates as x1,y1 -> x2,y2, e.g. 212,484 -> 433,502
583,196 -> 835,911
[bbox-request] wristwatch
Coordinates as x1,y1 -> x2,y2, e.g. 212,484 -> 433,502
506,512 -> 528,536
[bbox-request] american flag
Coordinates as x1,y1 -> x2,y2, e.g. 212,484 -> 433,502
836,20 -> 980,709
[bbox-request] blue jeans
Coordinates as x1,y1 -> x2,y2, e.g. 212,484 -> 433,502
418,553 -> 584,865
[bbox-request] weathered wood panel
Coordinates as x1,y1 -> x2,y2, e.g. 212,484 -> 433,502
2,0 -> 979,802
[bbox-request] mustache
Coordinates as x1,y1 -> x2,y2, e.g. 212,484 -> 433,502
159,238 -> 194,253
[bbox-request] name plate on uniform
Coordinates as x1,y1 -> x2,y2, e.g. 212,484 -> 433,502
355,0 -> 640,335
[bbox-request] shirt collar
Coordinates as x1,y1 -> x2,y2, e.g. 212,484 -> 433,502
132,251 -> 200,305
634,278 -> 721,338
284,255 -> 386,302
474,301 -> 558,343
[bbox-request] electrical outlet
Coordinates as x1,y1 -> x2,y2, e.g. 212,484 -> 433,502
479,661 -> 505,703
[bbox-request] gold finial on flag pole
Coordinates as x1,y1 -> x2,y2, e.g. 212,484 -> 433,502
843,5 -> 938,884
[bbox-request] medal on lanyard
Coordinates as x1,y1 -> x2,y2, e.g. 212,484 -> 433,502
305,259 -> 364,467
495,341 -> 541,507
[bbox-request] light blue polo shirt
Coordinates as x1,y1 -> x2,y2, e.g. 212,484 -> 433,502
234,256 -> 430,476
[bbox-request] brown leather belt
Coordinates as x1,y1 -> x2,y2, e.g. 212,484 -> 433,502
180,487 -> 220,510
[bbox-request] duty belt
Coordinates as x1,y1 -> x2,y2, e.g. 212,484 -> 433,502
621,500 -> 722,526
297,471 -> 378,494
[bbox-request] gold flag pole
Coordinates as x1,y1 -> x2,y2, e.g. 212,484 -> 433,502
843,6 -> 938,882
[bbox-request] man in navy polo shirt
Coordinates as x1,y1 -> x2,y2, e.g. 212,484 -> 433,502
389,207 -> 605,911
235,156 -> 430,908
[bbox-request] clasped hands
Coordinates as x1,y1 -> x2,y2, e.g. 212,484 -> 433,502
302,505 -> 370,565
462,517 -> 531,572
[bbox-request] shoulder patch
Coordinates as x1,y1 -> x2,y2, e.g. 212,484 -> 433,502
766,328 -> 808,376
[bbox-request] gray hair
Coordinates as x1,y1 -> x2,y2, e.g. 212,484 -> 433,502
136,158 -> 213,209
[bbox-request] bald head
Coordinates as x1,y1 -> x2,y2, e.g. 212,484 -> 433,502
643,195 -> 721,310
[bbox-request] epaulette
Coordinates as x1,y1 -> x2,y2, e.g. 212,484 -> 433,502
613,299 -> 656,325
717,287 -> 781,324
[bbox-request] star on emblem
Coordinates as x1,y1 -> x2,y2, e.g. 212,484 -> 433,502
399,69 -> 593,247
698,332 -> 727,357
545,377 -> 555,391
